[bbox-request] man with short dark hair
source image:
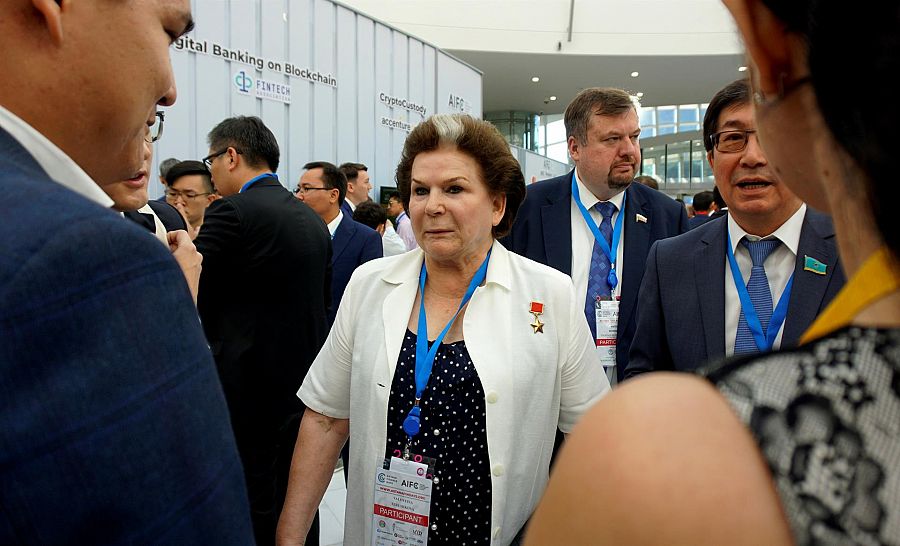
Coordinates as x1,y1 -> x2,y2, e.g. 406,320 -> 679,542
197,116 -> 332,545
0,0 -> 253,542
387,190 -> 417,250
296,161 -> 382,325
165,159 -> 218,235
353,200 -> 407,257
504,87 -> 688,385
624,79 -> 845,379
688,190 -> 715,229
709,185 -> 728,220
338,161 -> 372,216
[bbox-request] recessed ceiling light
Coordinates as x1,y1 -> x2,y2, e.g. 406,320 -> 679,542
549,96 -> 557,101
631,71 -> 639,78
282,12 -> 288,21
636,92 -> 644,98
531,77 -> 540,83
738,66 -> 748,72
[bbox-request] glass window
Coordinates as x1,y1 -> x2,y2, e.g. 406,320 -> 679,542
678,106 -> 699,123
546,142 -> 569,164
639,107 -> 656,127
679,123 -> 700,132
641,157 -> 658,178
658,125 -> 676,136
658,106 -> 676,125
642,127 -> 656,138
545,119 -> 567,146
665,154 -> 681,182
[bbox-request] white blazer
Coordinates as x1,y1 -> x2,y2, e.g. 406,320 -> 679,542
298,239 -> 610,545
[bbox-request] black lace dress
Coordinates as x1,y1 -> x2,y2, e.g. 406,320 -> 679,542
384,329 -> 492,545
708,327 -> 900,545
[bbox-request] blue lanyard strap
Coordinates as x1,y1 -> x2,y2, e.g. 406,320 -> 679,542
571,174 -> 626,290
240,172 -> 278,193
726,231 -> 794,352
402,250 -> 492,439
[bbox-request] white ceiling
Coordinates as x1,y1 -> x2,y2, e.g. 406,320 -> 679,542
448,50 -> 748,115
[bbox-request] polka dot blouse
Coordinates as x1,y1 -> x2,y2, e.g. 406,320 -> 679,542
384,329 -> 492,545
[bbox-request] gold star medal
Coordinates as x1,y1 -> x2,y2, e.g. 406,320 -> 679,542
530,301 -> 545,334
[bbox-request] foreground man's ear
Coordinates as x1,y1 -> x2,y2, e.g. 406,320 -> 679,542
722,0 -> 794,98
31,0 -> 70,45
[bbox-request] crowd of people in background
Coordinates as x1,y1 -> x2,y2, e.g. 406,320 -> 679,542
2,0 -> 898,545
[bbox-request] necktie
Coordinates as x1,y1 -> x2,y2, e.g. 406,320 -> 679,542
734,238 -> 782,354
584,201 -> 617,340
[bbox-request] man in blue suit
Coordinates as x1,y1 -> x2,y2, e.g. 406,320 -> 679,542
296,161 -> 383,325
503,87 -> 688,385
0,0 -> 253,543
623,79 -> 845,379
688,190 -> 715,230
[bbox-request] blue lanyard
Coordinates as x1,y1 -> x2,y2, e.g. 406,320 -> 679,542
239,172 -> 278,193
571,174 -> 626,290
726,231 -> 794,352
402,250 -> 491,440
398,212 -> 407,222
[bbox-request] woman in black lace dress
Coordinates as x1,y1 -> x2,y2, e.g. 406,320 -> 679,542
526,1 -> 900,544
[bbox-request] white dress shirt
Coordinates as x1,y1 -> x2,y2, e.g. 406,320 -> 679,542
381,221 -> 408,257
724,204 -> 806,355
298,240 -> 609,545
0,105 -> 113,208
570,169 -> 626,305
326,210 -> 343,238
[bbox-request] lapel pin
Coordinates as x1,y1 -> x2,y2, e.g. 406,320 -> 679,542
529,301 -> 545,334
804,255 -> 827,275
635,213 -> 648,224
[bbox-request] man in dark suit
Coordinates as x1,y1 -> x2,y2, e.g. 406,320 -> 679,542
296,161 -> 383,325
0,0 -> 253,543
503,87 -> 688,385
688,190 -> 715,229
623,79 -> 845,379
196,117 -> 332,545
339,161 -> 373,217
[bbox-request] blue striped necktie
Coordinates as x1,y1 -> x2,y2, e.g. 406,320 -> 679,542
584,201 -> 617,340
734,238 -> 782,354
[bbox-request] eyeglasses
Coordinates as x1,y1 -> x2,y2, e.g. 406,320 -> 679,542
202,148 -> 240,168
294,185 -> 332,195
144,111 -> 165,143
165,188 -> 213,200
145,112 -> 164,143
709,129 -> 758,153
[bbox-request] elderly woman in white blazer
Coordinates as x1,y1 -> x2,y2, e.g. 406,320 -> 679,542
277,114 -> 609,546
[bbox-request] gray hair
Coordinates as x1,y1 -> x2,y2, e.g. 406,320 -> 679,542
431,114 -> 466,144
158,157 -> 180,179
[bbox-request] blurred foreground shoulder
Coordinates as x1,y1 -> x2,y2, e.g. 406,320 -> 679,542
525,373 -> 793,546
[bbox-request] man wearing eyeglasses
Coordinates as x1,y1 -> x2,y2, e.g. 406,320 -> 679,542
623,79 -> 846,379
165,159 -> 219,236
295,161 -> 382,325
0,0 -> 253,543
195,116 -> 332,546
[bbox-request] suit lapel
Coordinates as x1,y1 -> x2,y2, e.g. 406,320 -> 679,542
331,214 -> 354,263
540,176 -> 574,274
782,210 -> 837,344
697,219 -> 727,359
123,210 -> 155,233
618,184 -> 650,334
